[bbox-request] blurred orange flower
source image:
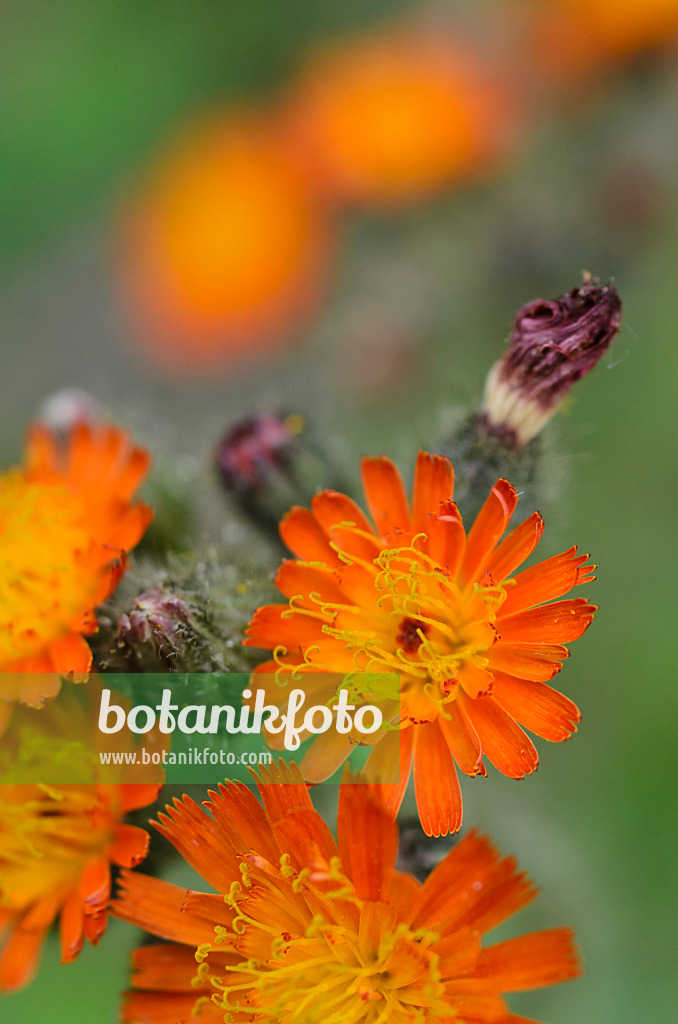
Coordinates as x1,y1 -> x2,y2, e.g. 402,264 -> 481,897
114,762 -> 580,1023
534,0 -> 678,73
0,422 -> 152,707
0,688 -> 162,991
121,115 -> 335,372
245,451 -> 595,837
285,28 -> 517,208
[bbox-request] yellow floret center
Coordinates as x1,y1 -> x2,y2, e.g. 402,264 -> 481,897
202,858 -> 448,1024
0,472 -> 99,663
322,535 -> 506,710
0,785 -> 114,908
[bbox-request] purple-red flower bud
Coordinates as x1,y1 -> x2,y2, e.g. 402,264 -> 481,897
117,590 -> 191,654
482,274 -> 622,446
215,414 -> 302,492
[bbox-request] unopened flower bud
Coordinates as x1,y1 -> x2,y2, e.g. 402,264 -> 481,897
215,413 -> 345,537
482,274 -> 622,447
37,388 -> 104,434
93,551 -> 278,674
216,414 -> 302,493
117,589 -> 191,656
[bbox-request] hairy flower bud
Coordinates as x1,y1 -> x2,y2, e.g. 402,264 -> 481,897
93,550 -> 278,674
215,412 -> 346,537
117,589 -> 191,655
215,413 -> 301,493
482,274 -> 622,447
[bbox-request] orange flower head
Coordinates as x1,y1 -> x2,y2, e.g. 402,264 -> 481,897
534,0 -> 678,74
0,687 -> 162,991
0,421 -> 152,707
285,29 -> 517,208
121,113 -> 334,373
114,762 -> 580,1024
245,451 -> 596,836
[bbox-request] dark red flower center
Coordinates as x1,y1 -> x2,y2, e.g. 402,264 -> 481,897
396,617 -> 429,653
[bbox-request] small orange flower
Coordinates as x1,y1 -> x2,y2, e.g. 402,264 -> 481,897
0,422 -> 152,707
121,114 -> 334,373
0,689 -> 162,991
285,28 -> 517,208
245,451 -> 596,836
534,0 -> 678,74
114,762 -> 580,1024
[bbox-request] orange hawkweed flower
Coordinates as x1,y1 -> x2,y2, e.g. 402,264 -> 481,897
534,0 -> 678,74
114,763 -> 580,1023
121,114 -> 334,373
245,451 -> 596,836
285,28 -> 517,208
0,689 -> 162,991
0,422 -> 152,707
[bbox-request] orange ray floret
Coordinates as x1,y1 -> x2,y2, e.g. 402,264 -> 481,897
113,762 -> 580,1023
0,421 -> 152,706
0,688 -> 162,991
245,451 -> 596,836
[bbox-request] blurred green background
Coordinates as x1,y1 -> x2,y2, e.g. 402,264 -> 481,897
2,2 -> 677,1022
